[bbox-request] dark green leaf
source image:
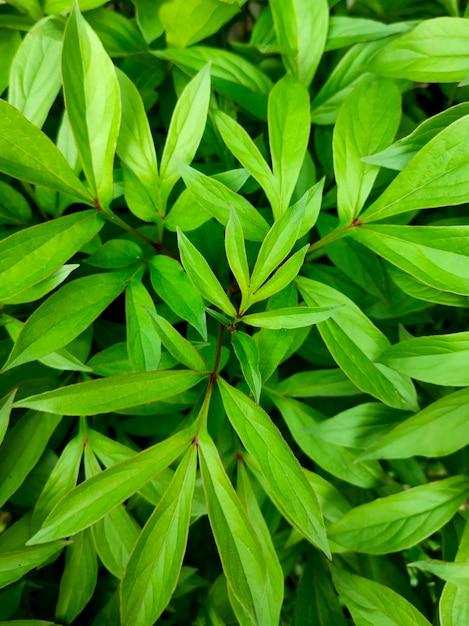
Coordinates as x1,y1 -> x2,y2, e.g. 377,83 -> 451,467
0,541 -> 68,590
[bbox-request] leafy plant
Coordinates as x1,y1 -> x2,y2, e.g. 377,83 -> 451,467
1,0 -> 469,624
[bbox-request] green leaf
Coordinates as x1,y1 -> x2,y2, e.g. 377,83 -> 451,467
62,3 -> 121,208
225,207 -> 250,301
361,115 -> 469,222
3,264 -> 79,306
333,77 -> 401,223
245,245 -> 309,310
218,378 -> 330,557
377,331 -> 469,386
0,180 -> 32,227
0,541 -> 68,590
125,277 -> 161,371
198,432 -> 274,625
27,426 -> 195,544
250,200 -> 305,292
14,370 -> 205,416
0,211 -> 102,302
0,389 -> 16,448
149,255 -> 207,340
325,16 -> 409,51
178,163 -> 269,242
332,567 -> 432,626
3,270 -> 133,371
116,68 -> 161,223
159,0 -> 240,48
363,103 -> 469,171
440,518 -> 469,626
214,111 -> 277,208
0,411 -> 62,508
32,434 -> 84,532
348,224 -> 469,295
120,446 -> 197,626
410,559 -> 469,589
294,178 -> 324,238
133,0 -> 164,44
328,475 -> 469,554
274,369 -> 361,398
242,305 -> 337,330
370,17 -> 469,82
0,100 -> 94,203
84,446 -> 140,580
153,46 -> 273,120
159,65 -> 211,205
231,331 -> 262,403
177,228 -> 237,317
8,16 -> 63,128
85,7 -> 148,57
236,463 -> 284,623
269,394 -> 385,488
297,275 -> 418,411
387,264 -> 469,308
268,74 -> 310,217
56,530 -> 98,624
270,0 -> 328,87
360,388 -> 469,460
0,30 -> 21,96
146,309 -> 206,372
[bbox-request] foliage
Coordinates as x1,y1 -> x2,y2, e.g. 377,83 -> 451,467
0,0 -> 469,624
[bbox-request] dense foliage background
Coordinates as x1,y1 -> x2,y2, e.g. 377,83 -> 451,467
1,0 -> 469,624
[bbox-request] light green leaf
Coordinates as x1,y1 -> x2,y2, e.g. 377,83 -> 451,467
328,475 -> 469,554
274,369 -> 361,398
159,65 -> 211,205
268,74 -> 310,217
377,331 -> 469,386
297,275 -> 418,411
27,426 -> 195,544
3,264 -> 79,306
231,331 -> 262,403
153,46 -> 272,120
360,388 -> 469,460
126,277 -> 161,371
218,379 -> 330,557
333,77 -> 401,223
159,0 -> 241,48
177,228 -> 237,317
348,224 -> 469,295
236,463 -> 284,623
294,178 -> 324,238
0,412 -> 62,507
361,115 -> 469,222
14,370 -> 205,416
179,163 -> 269,242
311,40 -> 387,125
133,0 -> 164,44
116,68 -> 161,223
214,110 -> 277,208
370,17 -> 469,82
56,530 -> 97,624
225,207 -> 250,301
325,16 -> 409,51
149,255 -> 207,340
8,16 -> 63,128
363,103 -> 469,171
269,394 -> 385,488
0,211 -> 102,302
410,559 -> 469,589
440,517 -> 469,626
146,309 -> 206,371
250,200 -> 305,292
62,3 -> 121,208
332,567 -> 432,626
0,389 -> 16,448
198,432 -> 273,625
86,239 -> 143,269
242,305 -> 337,330
32,434 -> 84,532
0,100 -> 94,202
270,0 -> 328,87
120,446 -> 197,626
387,264 -> 469,308
4,270 -> 133,371
0,541 -> 68,590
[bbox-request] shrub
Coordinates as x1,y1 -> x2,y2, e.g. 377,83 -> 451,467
1,0 -> 469,624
